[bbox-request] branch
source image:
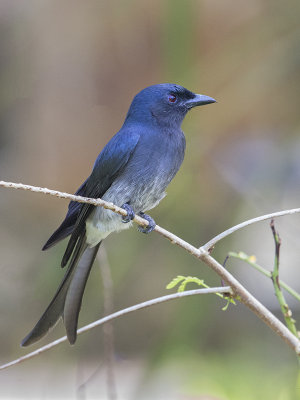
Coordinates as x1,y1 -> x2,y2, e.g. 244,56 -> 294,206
202,207 -> 300,251
0,180 -> 300,357
0,180 -> 132,220
0,287 -> 231,371
0,180 -> 202,255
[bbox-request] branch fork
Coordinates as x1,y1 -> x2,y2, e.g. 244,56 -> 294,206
0,179 -> 299,371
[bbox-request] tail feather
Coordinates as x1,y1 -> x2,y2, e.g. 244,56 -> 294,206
64,242 -> 101,344
21,235 -> 100,347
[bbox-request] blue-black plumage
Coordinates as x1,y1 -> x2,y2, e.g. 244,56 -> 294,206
21,83 -> 216,346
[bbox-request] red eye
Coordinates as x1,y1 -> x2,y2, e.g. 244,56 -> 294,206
168,94 -> 177,103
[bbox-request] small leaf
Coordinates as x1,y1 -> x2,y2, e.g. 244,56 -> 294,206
166,275 -> 185,290
178,280 -> 188,292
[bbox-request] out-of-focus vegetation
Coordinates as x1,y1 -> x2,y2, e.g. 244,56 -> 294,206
0,1 -> 299,398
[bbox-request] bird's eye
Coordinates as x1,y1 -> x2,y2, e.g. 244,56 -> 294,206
168,94 -> 177,103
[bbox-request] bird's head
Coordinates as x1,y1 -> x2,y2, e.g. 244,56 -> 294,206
125,83 -> 216,128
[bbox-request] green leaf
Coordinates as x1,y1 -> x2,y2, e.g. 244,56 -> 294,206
166,275 -> 185,290
178,280 -> 188,292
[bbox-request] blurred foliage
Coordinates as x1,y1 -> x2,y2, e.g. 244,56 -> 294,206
0,0 -> 299,398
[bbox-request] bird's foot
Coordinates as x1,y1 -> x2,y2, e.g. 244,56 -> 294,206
121,203 -> 135,223
138,212 -> 156,234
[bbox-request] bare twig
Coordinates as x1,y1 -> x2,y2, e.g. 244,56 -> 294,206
270,220 -> 299,339
202,208 -> 300,251
0,287 -> 231,371
0,180 -> 134,221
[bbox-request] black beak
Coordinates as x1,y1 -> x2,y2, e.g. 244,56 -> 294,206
186,94 -> 216,109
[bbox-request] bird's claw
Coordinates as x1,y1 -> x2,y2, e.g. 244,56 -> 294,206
121,203 -> 135,223
138,212 -> 156,234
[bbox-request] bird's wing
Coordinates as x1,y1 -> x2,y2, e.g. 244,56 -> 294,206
42,179 -> 89,250
42,130 -> 140,258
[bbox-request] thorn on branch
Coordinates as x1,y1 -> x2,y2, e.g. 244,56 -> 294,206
208,245 -> 215,254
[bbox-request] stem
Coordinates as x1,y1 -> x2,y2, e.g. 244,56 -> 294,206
270,220 -> 299,339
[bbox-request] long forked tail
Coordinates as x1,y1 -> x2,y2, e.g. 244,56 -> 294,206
21,237 -> 101,346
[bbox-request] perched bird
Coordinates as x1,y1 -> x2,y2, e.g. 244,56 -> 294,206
21,83 -> 216,346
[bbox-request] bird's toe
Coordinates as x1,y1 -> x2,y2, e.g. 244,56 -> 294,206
138,212 -> 156,234
121,203 -> 135,223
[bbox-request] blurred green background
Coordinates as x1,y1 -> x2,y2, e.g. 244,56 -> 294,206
0,0 -> 299,399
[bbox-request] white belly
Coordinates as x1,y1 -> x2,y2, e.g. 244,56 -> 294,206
84,173 -> 167,247
85,207 -> 132,247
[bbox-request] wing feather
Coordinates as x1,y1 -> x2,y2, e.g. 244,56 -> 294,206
42,130 -> 140,265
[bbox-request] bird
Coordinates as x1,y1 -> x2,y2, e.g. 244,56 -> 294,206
21,83 -> 216,346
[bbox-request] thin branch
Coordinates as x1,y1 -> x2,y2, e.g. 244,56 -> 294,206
228,251 -> 300,302
202,208 -> 300,251
270,220 -> 299,338
0,287 -> 231,371
0,180 -> 203,256
1,180 -> 300,356
0,180 -> 132,220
